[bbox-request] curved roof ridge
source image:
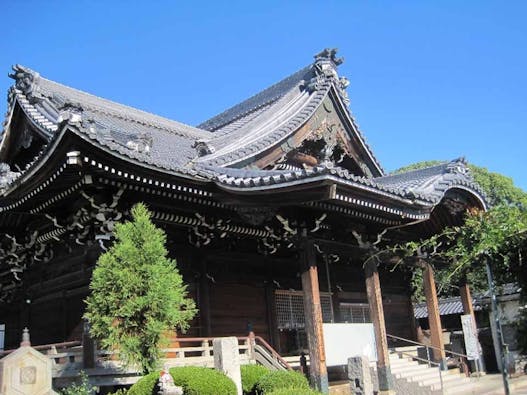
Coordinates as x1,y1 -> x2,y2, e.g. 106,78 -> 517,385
197,65 -> 312,132
9,64 -> 212,140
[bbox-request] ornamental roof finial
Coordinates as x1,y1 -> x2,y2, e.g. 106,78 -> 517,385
8,64 -> 43,103
314,48 -> 344,66
20,327 -> 31,347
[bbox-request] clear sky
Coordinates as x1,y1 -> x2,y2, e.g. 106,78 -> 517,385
1,1 -> 526,190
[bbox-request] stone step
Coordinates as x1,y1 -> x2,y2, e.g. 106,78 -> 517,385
432,381 -> 476,394
389,357 -> 417,366
410,368 -> 446,381
392,364 -> 434,378
329,381 -> 351,395
419,372 -> 469,387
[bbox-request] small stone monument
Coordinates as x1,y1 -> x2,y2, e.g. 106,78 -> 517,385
213,337 -> 242,395
157,366 -> 183,395
0,328 -> 57,395
348,355 -> 373,395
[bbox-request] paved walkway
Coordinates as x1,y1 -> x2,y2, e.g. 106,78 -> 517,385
466,374 -> 527,395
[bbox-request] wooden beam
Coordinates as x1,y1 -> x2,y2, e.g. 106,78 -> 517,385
300,240 -> 329,394
459,282 -> 475,318
422,261 -> 447,368
364,259 -> 394,393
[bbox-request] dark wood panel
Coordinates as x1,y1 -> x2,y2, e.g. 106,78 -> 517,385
209,283 -> 269,340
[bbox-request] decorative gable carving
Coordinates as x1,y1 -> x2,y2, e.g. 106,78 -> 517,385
269,96 -> 373,177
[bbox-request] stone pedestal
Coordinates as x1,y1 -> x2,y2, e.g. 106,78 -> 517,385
348,355 -> 373,395
0,330 -> 56,395
213,337 -> 242,395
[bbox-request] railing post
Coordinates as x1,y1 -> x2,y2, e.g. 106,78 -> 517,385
426,346 -> 431,368
248,331 -> 256,362
202,339 -> 210,357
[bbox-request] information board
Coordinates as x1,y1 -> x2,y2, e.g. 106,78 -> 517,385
323,323 -> 377,366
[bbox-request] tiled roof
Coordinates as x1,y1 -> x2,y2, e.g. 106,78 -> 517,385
375,159 -> 487,206
414,297 -> 482,319
198,66 -> 311,133
198,158 -> 486,208
4,65 -> 212,172
195,51 -> 384,174
414,283 -> 520,319
0,56 -> 487,211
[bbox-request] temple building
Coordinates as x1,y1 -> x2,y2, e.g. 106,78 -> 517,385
0,49 -> 486,392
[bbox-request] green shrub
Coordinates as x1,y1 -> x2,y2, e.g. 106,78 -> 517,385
169,366 -> 237,395
267,389 -> 323,395
254,370 -> 309,394
241,364 -> 270,394
61,371 -> 96,395
127,371 -> 159,395
108,390 -> 129,395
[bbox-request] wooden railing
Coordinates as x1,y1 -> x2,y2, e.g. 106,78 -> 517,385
0,333 -> 290,386
160,336 -> 252,368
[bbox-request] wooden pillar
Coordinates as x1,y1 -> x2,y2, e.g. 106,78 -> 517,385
460,282 -> 475,319
300,240 -> 329,394
460,282 -> 485,373
265,281 -> 279,349
199,260 -> 212,337
422,261 -> 447,368
364,260 -> 394,393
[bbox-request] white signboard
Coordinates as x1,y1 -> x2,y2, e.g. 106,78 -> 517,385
323,323 -> 377,366
461,314 -> 480,360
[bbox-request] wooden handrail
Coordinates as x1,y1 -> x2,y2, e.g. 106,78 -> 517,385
0,340 -> 82,356
387,333 -> 471,360
253,335 -> 292,370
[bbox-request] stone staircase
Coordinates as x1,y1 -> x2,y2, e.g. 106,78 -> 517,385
389,346 -> 478,394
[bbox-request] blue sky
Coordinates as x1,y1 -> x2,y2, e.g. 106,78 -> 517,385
1,1 -> 526,190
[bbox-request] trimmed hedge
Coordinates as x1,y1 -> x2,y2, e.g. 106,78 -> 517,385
169,366 -> 237,395
241,364 -> 270,394
254,370 -> 310,394
267,389 -> 323,395
127,371 -> 158,395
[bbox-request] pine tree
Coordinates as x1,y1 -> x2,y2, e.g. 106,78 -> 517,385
84,203 -> 196,373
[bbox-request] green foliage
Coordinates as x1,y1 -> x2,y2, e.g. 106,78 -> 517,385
393,160 -> 443,174
254,370 -> 310,394
108,390 -> 129,395
469,164 -> 527,208
60,371 -> 96,395
241,364 -> 270,394
127,371 -> 159,395
84,203 -> 196,374
392,160 -> 527,355
169,366 -> 237,395
267,389 -> 323,395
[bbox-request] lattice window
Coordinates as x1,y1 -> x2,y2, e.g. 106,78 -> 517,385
339,303 -> 371,323
275,290 -> 333,329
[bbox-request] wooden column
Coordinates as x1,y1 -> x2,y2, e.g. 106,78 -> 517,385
422,261 -> 447,368
364,260 -> 394,393
460,282 -> 475,319
460,281 -> 485,373
199,259 -> 212,337
300,240 -> 329,394
265,281 -> 279,349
